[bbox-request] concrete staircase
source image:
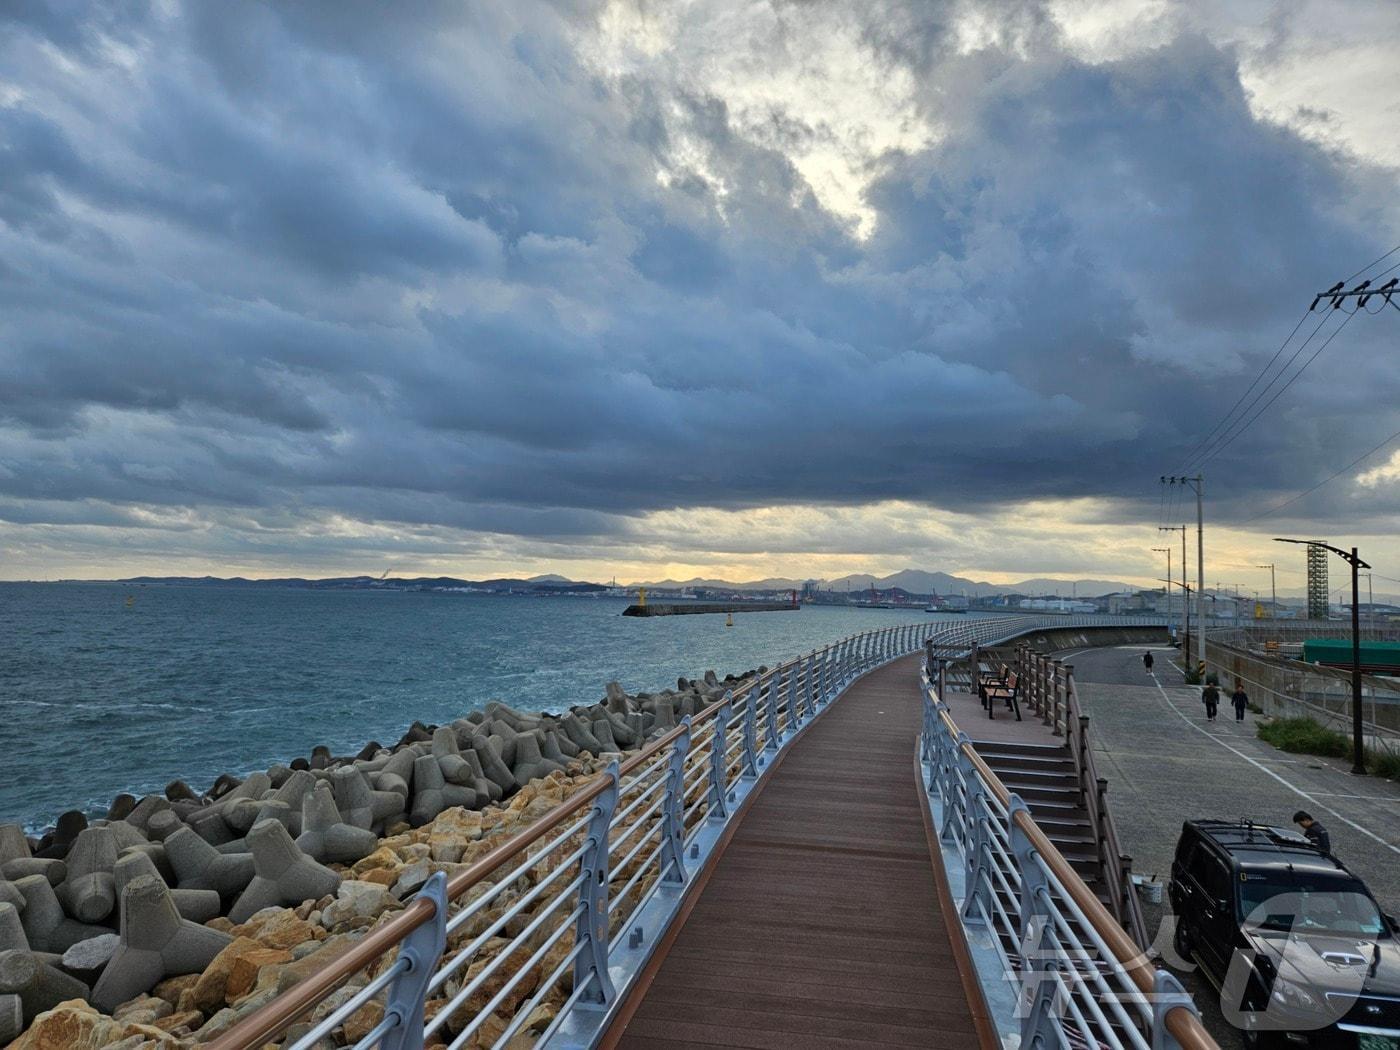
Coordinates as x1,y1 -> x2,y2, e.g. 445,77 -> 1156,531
970,739 -> 1113,908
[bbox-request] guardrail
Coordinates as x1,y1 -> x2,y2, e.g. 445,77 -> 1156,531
207,614 -> 1169,1050
206,620 -> 938,1050
1003,643 -> 1150,949
920,653 -> 1216,1050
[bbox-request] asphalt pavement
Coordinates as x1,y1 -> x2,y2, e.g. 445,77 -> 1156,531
1056,643 -> 1400,1048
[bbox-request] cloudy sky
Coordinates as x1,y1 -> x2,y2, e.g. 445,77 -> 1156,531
3,0 -> 1399,591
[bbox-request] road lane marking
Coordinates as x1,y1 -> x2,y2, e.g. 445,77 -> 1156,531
1149,667 -> 1400,856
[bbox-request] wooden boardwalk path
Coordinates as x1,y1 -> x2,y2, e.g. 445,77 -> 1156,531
604,654 -> 990,1050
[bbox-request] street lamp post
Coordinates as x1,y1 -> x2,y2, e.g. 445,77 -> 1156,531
1274,538 -> 1369,776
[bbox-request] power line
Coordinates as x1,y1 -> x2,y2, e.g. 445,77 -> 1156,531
1342,243 -> 1400,284
1241,420 -> 1400,524
1184,308 -> 1337,469
1177,308 -> 1311,471
1194,307 -> 1356,468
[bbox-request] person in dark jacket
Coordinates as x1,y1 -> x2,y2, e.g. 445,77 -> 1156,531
1294,810 -> 1331,853
1231,682 -> 1249,722
1201,681 -> 1220,721
1143,651 -> 1154,674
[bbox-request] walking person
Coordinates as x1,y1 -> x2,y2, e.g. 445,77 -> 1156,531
1201,679 -> 1220,722
1231,681 -> 1248,722
1294,811 -> 1331,853
1143,651 -> 1154,675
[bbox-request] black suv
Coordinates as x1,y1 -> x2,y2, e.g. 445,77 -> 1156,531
1169,820 -> 1400,1049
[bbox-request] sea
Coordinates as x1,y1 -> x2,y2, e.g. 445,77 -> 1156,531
0,582 -> 977,831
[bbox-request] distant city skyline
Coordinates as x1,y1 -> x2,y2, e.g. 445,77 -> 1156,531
3,3 -> 1400,597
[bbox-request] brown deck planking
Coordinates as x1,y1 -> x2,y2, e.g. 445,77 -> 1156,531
605,655 -> 988,1050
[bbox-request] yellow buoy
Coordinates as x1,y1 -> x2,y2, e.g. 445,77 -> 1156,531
725,611 -> 734,627
125,595 -> 135,608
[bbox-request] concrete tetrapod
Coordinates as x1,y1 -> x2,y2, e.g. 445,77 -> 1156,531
561,712 -> 604,754
228,819 -> 340,924
296,783 -> 378,865
590,717 -> 621,754
90,875 -> 233,1013
408,755 -> 478,827
329,767 -> 403,833
113,852 -> 221,924
0,881 -> 23,915
449,748 -> 497,805
0,826 -> 65,887
56,827 -> 120,923
12,877 -> 107,953
511,733 -> 563,784
164,827 -> 256,898
0,992 -> 19,1045
469,734 -> 516,797
0,949 -> 90,1026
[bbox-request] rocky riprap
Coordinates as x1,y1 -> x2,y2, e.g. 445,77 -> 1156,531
0,669 -> 760,1049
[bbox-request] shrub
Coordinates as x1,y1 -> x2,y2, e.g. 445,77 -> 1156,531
1369,749 -> 1400,780
1256,717 -> 1351,758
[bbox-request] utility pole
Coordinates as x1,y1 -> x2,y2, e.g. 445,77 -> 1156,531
1160,525 -> 1186,645
1163,475 -> 1205,674
1153,547 -> 1171,628
1257,563 -> 1276,619
1275,538 -> 1370,775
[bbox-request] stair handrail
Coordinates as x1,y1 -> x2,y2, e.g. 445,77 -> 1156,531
920,659 -> 1214,1050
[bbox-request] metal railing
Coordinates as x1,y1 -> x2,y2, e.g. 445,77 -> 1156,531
207,614 -> 1169,1050
920,654 -> 1216,1050
206,621 -> 938,1050
999,643 -> 1150,949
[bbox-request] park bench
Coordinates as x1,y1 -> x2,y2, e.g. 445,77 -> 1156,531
979,663 -> 1022,721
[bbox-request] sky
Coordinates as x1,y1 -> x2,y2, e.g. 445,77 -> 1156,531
2,0 -> 1399,592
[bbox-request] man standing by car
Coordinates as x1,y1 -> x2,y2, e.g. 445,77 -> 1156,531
1294,810 -> 1331,853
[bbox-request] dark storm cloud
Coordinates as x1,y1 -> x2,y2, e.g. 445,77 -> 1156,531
1,0 -> 1398,561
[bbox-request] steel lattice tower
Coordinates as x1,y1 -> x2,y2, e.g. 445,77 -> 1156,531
1307,541 -> 1329,619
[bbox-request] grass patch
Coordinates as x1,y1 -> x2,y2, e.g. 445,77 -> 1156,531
1257,717 -> 1400,778
1256,717 -> 1351,758
1370,749 -> 1400,781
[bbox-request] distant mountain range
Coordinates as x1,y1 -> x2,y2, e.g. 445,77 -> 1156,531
97,568 -> 1135,597
633,569 -> 1134,597
110,575 -> 606,594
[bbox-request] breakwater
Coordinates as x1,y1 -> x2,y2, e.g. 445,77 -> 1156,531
622,600 -> 798,617
0,666 -> 759,1047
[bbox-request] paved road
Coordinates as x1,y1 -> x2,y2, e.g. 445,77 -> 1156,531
1058,643 -> 1400,1048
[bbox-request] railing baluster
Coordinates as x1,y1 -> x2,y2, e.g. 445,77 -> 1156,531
660,721 -> 690,883
574,763 -> 619,1006
707,701 -> 730,819
380,872 -> 449,1050
741,685 -> 759,779
765,671 -> 780,751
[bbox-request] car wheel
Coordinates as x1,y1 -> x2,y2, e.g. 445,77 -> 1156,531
1172,917 -> 1192,962
1241,1022 -> 1278,1050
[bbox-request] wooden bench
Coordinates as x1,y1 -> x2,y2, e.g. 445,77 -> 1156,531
979,665 -> 1022,721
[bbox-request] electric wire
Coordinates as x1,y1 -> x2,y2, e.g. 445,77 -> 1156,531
1176,307 -> 1312,471
1192,307 -> 1356,469
1240,423 -> 1400,524
1341,243 -> 1400,284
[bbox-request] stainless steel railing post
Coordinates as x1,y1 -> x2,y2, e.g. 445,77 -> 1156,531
741,685 -> 759,779
707,702 -> 730,820
380,871 -> 449,1050
573,764 -> 619,1006
660,721 -> 690,884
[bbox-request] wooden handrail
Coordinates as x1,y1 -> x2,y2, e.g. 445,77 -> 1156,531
935,701 -> 1215,1050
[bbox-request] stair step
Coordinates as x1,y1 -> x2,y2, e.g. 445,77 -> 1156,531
996,765 -> 1075,780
